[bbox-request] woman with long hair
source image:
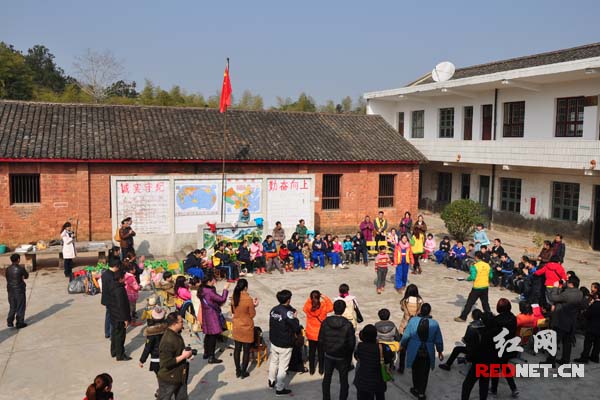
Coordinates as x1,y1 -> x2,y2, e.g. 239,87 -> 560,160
303,290 -> 333,375
398,284 -> 424,373
60,222 -> 76,280
413,214 -> 427,235
198,272 -> 230,363
287,232 -> 305,271
399,211 -> 413,237
231,279 -> 258,378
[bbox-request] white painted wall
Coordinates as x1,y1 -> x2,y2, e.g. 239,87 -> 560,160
368,78 -> 600,170
420,165 -> 598,223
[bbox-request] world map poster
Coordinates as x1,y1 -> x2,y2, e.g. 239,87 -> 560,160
175,181 -> 220,216
224,179 -> 262,215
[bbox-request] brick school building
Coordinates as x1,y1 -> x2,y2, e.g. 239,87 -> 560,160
0,101 -> 425,253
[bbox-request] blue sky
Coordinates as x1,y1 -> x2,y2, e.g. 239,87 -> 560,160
2,0 -> 599,107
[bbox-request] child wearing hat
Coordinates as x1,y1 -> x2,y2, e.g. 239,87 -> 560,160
139,306 -> 167,397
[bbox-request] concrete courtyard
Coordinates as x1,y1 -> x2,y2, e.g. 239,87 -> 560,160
0,216 -> 598,400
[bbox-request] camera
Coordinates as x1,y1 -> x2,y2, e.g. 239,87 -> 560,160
185,346 -> 198,356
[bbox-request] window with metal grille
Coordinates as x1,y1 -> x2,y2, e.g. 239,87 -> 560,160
556,97 -> 584,137
378,174 -> 395,208
439,108 -> 454,138
552,182 -> 579,222
503,101 -> 525,137
500,178 -> 522,213
10,174 -> 41,204
412,110 -> 424,138
322,174 -> 341,210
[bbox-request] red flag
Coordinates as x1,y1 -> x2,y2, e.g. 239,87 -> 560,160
219,61 -> 232,113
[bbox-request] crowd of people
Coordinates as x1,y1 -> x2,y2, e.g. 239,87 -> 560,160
9,212 -> 595,399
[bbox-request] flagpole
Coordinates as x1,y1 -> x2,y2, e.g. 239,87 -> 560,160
220,58 -> 229,224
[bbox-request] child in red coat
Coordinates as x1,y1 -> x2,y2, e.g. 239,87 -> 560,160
279,244 -> 292,272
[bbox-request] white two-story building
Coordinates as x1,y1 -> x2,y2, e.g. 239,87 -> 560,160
365,42 -> 600,250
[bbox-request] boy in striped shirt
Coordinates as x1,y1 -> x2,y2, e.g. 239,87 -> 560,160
375,246 -> 391,294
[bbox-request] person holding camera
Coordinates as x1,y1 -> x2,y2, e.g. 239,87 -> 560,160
60,221 -> 76,281
157,312 -> 194,400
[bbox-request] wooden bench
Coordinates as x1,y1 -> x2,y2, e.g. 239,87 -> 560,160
19,241 -> 110,272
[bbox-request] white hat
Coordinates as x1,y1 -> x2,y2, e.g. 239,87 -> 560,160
151,306 -> 166,320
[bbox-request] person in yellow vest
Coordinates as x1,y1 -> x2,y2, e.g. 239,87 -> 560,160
374,211 -> 388,243
410,228 -> 425,275
455,252 -> 493,322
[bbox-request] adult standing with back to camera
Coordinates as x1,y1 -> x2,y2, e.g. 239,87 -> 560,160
61,222 -> 76,281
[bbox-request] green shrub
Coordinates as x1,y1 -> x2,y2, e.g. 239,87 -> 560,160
440,199 -> 485,242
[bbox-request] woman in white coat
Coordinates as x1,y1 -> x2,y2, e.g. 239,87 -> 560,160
61,222 -> 76,281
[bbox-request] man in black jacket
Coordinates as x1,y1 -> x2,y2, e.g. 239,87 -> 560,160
547,275 -> 583,364
6,254 -> 29,329
268,289 -> 301,396
101,259 -> 120,339
319,300 -> 356,400
575,292 -> 600,363
108,269 -> 131,361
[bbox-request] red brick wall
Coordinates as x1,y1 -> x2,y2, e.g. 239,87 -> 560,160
0,162 -> 419,248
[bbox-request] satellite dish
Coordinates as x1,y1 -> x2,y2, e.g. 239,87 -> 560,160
432,61 -> 456,82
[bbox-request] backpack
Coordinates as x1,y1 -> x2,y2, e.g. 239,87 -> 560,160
416,317 -> 430,358
114,228 -> 121,242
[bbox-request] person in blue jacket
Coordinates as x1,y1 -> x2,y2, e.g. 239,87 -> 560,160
312,234 -> 326,269
495,253 -> 515,289
287,233 -> 305,270
473,223 -> 490,252
446,241 -> 467,270
400,303 -> 444,400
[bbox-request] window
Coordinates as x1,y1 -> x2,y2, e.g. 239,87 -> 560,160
482,104 -> 493,140
437,172 -> 452,203
411,110 -> 424,138
397,112 -> 405,137
500,178 -> 522,213
479,175 -> 490,206
556,97 -> 584,137
378,174 -> 395,208
552,182 -> 579,222
461,174 -> 470,199
322,174 -> 341,210
503,101 -> 525,137
463,106 -> 473,140
439,108 -> 454,138
10,174 -> 41,204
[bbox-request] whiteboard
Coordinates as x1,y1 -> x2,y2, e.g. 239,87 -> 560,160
266,178 -> 314,238
116,180 -> 170,234
174,179 -> 222,233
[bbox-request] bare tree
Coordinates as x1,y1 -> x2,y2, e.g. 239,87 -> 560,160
73,49 -> 124,102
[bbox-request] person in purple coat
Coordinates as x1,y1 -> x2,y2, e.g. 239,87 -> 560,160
359,216 -> 375,242
198,272 -> 230,364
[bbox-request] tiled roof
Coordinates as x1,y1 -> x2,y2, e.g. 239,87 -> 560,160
412,42 -> 600,86
0,101 -> 425,163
